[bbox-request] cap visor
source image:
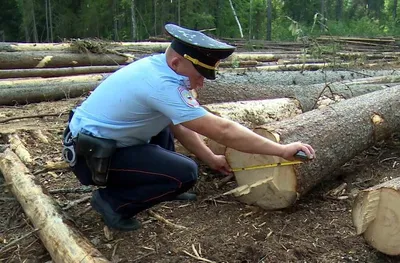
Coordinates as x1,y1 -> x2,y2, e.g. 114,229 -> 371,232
194,65 -> 216,80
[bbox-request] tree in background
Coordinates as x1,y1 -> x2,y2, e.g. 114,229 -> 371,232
1,0 -> 399,42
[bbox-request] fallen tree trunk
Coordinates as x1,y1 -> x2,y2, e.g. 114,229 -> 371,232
0,66 -> 122,79
0,146 -> 109,262
0,74 -> 109,88
0,41 -> 170,53
198,73 -> 400,111
352,177 -> 400,256
0,81 -> 99,105
224,85 -> 400,210
0,51 -> 134,69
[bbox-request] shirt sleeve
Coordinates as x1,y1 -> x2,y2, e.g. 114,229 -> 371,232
146,82 -> 208,125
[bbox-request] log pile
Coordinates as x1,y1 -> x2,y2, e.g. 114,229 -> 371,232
1,37 -> 400,259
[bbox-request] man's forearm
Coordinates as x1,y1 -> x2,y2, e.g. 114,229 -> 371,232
214,120 -> 285,156
171,124 -> 215,164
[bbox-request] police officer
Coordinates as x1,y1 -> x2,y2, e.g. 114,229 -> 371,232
63,24 -> 315,231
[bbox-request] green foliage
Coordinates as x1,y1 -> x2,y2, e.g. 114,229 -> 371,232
3,0 -> 400,43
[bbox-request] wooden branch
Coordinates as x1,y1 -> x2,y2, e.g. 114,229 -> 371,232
8,134 -> 32,164
0,113 -> 65,124
0,228 -> 40,253
0,147 -> 110,262
147,210 -> 188,230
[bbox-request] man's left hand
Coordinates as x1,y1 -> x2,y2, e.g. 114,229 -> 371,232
207,154 -> 232,175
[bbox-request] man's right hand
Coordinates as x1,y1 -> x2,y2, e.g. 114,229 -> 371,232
280,142 -> 315,161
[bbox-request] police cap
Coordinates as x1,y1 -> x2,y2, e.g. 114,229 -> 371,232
165,23 -> 235,80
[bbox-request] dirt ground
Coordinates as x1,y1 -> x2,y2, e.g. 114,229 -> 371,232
0,98 -> 399,263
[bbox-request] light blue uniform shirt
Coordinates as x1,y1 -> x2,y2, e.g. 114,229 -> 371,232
69,54 -> 207,147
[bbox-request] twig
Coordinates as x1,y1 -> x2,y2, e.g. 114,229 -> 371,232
0,113 -> 66,124
49,186 -> 94,194
131,251 -> 156,262
62,196 -> 91,210
147,210 -> 188,230
0,228 -> 40,253
76,206 -> 92,217
182,248 -> 216,263
216,174 -> 234,188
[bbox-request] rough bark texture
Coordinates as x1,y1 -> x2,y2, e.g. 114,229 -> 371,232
225,86 -> 400,209
198,72 -> 400,111
352,177 -> 400,255
0,82 -> 99,105
0,147 -> 109,263
0,66 -> 121,79
0,51 -> 133,69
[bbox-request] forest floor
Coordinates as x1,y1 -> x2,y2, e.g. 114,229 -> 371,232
0,95 -> 400,263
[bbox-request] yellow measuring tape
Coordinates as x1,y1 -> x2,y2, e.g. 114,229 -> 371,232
232,160 -> 303,172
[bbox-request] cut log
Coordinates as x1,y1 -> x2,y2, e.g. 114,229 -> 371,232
0,81 -> 99,105
0,74 -> 108,105
0,41 -> 170,53
0,74 -> 109,88
198,73 -> 400,111
0,66 -> 122,79
352,177 -> 400,255
224,86 -> 400,210
0,147 -> 109,262
0,51 -> 134,69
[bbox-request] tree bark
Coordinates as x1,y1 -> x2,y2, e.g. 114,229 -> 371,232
0,66 -> 121,79
224,86 -> 400,210
266,0 -> 272,41
198,73 -> 400,111
352,177 -> 400,256
0,51 -> 133,69
0,147 -> 110,262
0,74 -> 109,88
0,82 -> 99,105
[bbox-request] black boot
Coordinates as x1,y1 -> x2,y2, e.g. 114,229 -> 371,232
175,192 -> 197,201
91,190 -> 141,231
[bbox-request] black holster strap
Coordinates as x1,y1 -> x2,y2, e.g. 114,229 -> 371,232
75,132 -> 116,186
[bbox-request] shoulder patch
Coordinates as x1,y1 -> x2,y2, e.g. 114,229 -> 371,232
178,87 -> 200,108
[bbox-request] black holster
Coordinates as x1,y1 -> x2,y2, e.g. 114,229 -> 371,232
75,132 -> 116,186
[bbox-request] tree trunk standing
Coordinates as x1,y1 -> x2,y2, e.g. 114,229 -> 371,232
131,0 -> 137,41
352,177 -> 400,256
228,0 -> 244,38
0,52 -> 133,69
336,0 -> 343,21
113,0 -> 119,41
45,0 -> 49,42
266,0 -> 272,41
0,148 -> 110,263
394,0 -> 398,20
224,86 -> 400,210
248,0 -> 252,40
177,0 -> 181,25
154,0 -> 157,35
30,0 -> 39,43
320,0 -> 325,32
49,0 -> 53,42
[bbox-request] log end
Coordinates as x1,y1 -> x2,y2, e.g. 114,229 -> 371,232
353,188 -> 400,256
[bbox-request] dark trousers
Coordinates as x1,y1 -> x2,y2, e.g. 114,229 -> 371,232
71,127 -> 198,218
